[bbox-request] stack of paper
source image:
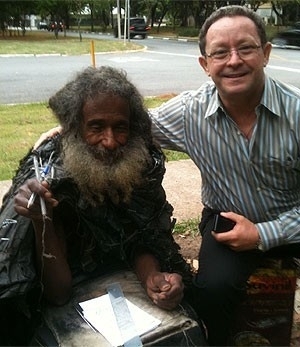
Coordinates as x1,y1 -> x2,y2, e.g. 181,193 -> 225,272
77,294 -> 161,346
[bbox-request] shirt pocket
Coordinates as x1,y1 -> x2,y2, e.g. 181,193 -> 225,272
260,155 -> 300,191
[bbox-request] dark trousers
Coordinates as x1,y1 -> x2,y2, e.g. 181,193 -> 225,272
191,208 -> 299,346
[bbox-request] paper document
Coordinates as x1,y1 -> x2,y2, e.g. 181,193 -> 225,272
77,294 -> 161,346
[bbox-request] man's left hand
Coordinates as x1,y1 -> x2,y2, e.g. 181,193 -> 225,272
144,272 -> 184,310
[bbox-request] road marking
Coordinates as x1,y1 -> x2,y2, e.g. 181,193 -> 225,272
267,64 -> 300,74
148,50 -> 198,58
109,56 -> 159,62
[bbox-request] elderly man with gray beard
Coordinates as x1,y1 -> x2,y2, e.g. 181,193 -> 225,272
0,66 -> 205,346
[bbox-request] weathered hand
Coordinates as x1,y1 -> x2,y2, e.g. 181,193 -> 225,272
144,271 -> 184,310
33,126 -> 62,150
212,211 -> 260,251
14,178 -> 58,220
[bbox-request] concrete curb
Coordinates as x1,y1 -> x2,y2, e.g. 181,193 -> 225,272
68,30 -> 199,43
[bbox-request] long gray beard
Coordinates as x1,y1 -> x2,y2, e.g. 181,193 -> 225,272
61,134 -> 152,206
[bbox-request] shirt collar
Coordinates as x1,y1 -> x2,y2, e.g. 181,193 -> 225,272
259,75 -> 281,117
204,85 -> 221,119
204,75 -> 281,119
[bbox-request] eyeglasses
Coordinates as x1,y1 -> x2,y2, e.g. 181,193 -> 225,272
205,45 -> 261,63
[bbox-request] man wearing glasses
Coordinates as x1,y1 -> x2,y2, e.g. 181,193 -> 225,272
150,5 -> 300,346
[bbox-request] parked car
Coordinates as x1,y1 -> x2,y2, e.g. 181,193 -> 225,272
37,21 -> 48,30
271,27 -> 300,48
114,17 -> 150,39
292,21 -> 300,29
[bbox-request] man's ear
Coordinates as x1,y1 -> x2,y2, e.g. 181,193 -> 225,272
263,42 -> 272,67
199,56 -> 210,76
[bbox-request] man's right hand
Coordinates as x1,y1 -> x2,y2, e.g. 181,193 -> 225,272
14,178 -> 58,220
212,211 -> 262,251
33,126 -> 62,149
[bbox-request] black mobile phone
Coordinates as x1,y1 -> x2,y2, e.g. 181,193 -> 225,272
213,214 -> 236,233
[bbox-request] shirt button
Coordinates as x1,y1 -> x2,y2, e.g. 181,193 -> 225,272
257,187 -> 261,191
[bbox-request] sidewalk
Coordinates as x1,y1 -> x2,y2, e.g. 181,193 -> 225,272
0,180 -> 11,206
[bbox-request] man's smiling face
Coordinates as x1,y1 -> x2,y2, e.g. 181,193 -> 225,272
199,16 -> 271,102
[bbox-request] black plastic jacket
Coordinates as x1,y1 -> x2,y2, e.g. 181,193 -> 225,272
0,135 -> 193,300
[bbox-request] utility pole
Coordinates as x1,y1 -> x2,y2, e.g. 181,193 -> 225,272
117,0 -> 121,39
124,0 -> 127,44
127,0 -> 130,42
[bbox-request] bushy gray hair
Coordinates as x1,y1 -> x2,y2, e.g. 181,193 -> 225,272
199,5 -> 268,55
48,66 -> 153,146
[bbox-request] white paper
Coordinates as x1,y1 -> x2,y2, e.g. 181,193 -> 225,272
78,294 -> 161,346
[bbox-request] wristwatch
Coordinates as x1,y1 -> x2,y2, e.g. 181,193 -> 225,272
255,233 -> 263,251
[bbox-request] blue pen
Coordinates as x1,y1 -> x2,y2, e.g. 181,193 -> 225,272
40,151 -> 54,180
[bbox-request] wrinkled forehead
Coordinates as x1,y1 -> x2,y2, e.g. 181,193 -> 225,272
208,15 -> 257,34
206,16 -> 260,45
83,93 -> 130,118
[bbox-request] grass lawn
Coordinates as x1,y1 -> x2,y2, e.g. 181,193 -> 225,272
0,30 -> 142,55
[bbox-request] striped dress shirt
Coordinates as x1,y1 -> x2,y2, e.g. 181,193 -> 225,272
150,75 -> 300,251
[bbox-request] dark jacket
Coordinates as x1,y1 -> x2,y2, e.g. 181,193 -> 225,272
0,135 -> 192,300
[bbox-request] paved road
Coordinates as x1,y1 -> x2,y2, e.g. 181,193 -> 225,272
1,33 -> 300,104
0,35 -> 203,104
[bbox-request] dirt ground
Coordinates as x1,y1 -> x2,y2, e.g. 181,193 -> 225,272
162,159 -> 203,271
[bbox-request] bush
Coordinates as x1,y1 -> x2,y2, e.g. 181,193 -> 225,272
177,27 -> 199,37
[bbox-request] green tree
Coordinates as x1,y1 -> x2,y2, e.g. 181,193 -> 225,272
36,0 -> 76,31
0,0 -> 36,35
89,0 -> 115,31
271,0 -> 300,25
